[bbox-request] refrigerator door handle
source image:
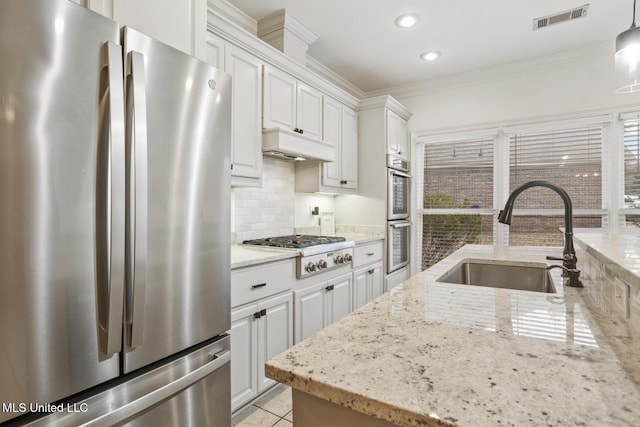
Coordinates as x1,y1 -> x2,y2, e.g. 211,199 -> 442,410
99,41 -> 126,357
126,51 -> 148,348
82,349 -> 231,427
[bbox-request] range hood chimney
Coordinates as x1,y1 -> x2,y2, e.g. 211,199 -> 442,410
262,127 -> 334,162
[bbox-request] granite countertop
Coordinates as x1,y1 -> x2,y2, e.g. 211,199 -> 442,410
574,229 -> 640,291
231,245 -> 298,269
266,245 -> 640,426
231,233 -> 384,269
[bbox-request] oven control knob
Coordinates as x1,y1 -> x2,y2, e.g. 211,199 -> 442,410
334,255 -> 344,264
305,262 -> 317,272
343,253 -> 353,262
317,259 -> 328,269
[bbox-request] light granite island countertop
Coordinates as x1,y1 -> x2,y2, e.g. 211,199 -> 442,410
265,245 -> 640,427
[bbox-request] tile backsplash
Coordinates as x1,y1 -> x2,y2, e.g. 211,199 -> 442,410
233,157 -> 295,243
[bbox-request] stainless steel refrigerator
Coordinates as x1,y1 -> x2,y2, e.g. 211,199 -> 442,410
0,0 -> 231,425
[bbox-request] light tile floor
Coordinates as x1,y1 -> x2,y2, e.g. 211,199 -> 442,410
232,384 -> 293,427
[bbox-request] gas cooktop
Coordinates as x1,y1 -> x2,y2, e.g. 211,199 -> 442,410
242,235 -> 346,249
243,235 -> 355,278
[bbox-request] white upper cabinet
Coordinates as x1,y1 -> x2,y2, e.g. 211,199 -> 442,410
263,66 -> 323,140
296,98 -> 357,194
263,67 -> 297,131
225,45 -> 263,184
340,106 -> 357,189
320,97 -> 342,188
386,109 -> 409,160
206,33 -> 263,186
296,83 -> 323,140
205,32 -> 225,70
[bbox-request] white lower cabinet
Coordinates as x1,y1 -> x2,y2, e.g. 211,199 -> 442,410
353,262 -> 383,310
231,292 -> 293,411
294,272 -> 353,343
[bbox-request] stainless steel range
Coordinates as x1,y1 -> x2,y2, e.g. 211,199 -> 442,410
243,235 -> 354,278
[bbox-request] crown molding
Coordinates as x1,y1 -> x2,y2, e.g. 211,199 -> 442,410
305,56 -> 365,100
257,9 -> 318,46
207,0 -> 256,35
206,3 -> 358,109
357,95 -> 412,120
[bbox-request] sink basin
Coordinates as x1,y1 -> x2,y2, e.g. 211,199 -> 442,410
436,259 -> 556,293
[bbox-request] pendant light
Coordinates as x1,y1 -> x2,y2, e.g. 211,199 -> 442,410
616,0 -> 640,93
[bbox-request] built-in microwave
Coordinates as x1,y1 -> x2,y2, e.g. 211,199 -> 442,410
387,220 -> 411,273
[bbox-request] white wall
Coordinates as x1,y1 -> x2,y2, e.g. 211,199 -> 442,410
294,194 -> 335,228
233,157 -> 295,242
397,44 -> 640,134
86,0 -> 206,57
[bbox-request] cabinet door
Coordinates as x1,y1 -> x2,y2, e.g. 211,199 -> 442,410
340,106 -> 357,189
386,109 -> 401,156
297,83 -> 323,140
396,115 -> 409,160
257,292 -> 293,392
205,33 -> 225,70
231,304 -> 259,411
326,273 -> 352,324
321,97 -> 342,188
263,67 -> 297,131
369,262 -> 384,301
294,282 -> 326,343
225,46 -> 263,181
352,267 -> 369,311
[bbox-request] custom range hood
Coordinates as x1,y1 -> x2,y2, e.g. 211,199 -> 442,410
263,127 -> 335,162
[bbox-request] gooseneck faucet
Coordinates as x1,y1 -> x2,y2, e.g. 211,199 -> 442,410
498,180 -> 583,287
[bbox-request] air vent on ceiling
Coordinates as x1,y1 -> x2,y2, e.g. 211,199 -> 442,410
533,4 -> 589,30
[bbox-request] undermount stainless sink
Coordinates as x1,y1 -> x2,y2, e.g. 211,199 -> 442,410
436,259 -> 557,293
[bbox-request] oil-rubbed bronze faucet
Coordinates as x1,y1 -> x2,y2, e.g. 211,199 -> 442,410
498,180 -> 583,287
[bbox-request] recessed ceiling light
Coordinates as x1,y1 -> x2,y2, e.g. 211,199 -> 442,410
420,51 -> 441,61
395,14 -> 419,28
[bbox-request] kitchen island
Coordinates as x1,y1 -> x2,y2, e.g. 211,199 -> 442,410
265,245 -> 640,426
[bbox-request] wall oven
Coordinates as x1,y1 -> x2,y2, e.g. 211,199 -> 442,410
387,155 -> 410,220
387,220 -> 411,273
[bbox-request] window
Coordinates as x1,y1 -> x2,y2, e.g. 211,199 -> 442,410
416,118 -> 611,272
419,135 -> 494,270
623,119 -> 640,228
506,125 -> 604,246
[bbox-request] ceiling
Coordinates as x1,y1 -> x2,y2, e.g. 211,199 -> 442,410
227,0 -> 632,93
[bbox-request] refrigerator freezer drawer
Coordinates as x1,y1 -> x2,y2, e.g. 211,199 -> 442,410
23,336 -> 231,427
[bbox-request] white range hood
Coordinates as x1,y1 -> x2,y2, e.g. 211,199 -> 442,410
262,127 -> 335,162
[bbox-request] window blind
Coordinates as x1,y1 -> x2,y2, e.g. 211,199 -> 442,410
623,119 -> 640,209
508,126 -> 603,210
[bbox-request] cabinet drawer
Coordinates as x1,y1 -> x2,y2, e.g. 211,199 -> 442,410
232,259 -> 295,307
353,241 -> 383,268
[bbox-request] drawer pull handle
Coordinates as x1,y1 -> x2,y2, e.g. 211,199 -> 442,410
251,283 -> 267,289
325,285 -> 334,291
366,252 -> 375,256
368,269 -> 375,275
